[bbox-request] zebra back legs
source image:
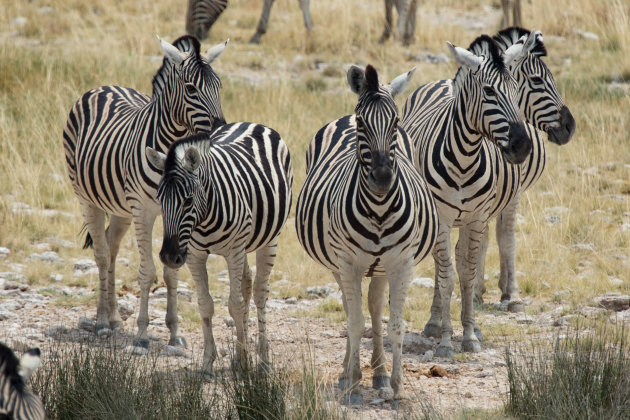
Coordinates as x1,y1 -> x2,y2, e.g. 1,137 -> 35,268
105,215 -> 132,329
80,204 -> 111,333
367,276 -> 391,390
253,240 -> 277,366
379,0 -> 395,43
226,250 -> 249,368
431,223 -> 457,358
298,0 -> 313,32
496,196 -> 524,312
187,252 -> 218,372
422,262 -> 443,339
250,0 -> 276,44
131,208 -> 160,348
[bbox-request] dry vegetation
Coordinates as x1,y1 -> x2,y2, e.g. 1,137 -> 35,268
0,0 -> 629,416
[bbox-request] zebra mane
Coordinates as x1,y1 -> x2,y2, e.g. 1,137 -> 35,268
164,132 -> 214,173
467,35 -> 506,72
494,27 -> 547,57
0,343 -> 26,394
151,35 -> 203,97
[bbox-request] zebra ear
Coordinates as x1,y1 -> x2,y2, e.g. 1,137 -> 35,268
18,348 -> 40,382
387,67 -> 416,98
146,147 -> 167,172
206,38 -> 229,64
158,35 -> 189,65
503,41 -> 525,68
183,146 -> 202,173
447,41 -> 483,73
347,65 -> 366,95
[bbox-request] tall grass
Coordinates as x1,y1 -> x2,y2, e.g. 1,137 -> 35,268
505,323 -> 630,419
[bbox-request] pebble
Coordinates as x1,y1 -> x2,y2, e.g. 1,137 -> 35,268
125,345 -> 149,356
410,277 -> 433,288
306,285 -> 335,298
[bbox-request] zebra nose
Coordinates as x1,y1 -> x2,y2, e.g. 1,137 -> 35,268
159,237 -> 186,268
505,121 -> 531,164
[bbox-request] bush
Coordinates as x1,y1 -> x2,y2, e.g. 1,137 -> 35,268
505,323 -> 630,419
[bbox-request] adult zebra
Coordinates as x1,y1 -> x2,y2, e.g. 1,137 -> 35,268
296,65 -> 437,403
185,0 -> 312,44
63,35 -> 228,349
401,35 -> 531,357
0,343 -> 45,420
146,122 -> 293,371
379,0 -> 417,46
472,27 -> 575,310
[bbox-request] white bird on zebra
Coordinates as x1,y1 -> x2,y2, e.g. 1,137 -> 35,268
400,35 -> 531,358
146,122 -> 293,372
0,343 -> 45,420
472,27 -> 575,312
63,35 -> 228,350
295,64 -> 437,403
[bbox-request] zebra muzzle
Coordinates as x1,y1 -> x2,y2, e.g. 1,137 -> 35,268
547,105 -> 575,146
159,237 -> 187,268
504,121 -> 532,165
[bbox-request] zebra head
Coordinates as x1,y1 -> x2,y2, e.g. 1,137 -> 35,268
347,64 -> 415,195
147,143 -> 208,268
157,35 -> 228,134
0,343 -> 44,420
497,27 -> 575,145
450,35 -> 531,164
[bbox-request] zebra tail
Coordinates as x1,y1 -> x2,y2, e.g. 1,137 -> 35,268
80,225 -> 93,249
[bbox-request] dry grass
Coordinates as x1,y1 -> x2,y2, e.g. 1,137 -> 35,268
0,0 -> 628,340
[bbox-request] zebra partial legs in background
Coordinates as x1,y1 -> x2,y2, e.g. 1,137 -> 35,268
471,28 -> 575,312
250,0 -> 312,44
186,0 -> 228,40
501,0 -> 522,28
401,36 -> 530,357
0,343 -> 45,420
147,122 -> 292,372
379,0 -> 417,46
63,36 -> 228,349
296,65 -> 437,403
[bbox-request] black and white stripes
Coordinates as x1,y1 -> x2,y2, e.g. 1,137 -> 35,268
62,35 -> 228,349
296,65 -> 437,402
0,343 -> 45,420
148,122 -> 293,371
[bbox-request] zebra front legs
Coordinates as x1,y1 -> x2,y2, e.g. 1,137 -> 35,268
104,215 -> 132,329
250,0 -> 312,44
187,251 -> 218,372
252,240 -> 277,366
496,197 -> 524,312
367,276 -> 392,391
225,250 -> 249,368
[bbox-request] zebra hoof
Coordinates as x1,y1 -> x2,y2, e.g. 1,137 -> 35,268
168,336 -> 187,348
423,323 -> 441,339
435,345 -> 455,358
132,338 -> 150,349
372,375 -> 391,390
109,320 -> 123,330
249,34 -> 262,44
338,377 -> 350,390
461,339 -> 482,353
96,328 -> 113,339
342,392 -> 363,406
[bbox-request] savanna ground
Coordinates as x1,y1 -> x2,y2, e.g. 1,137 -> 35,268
1,0 -> 629,418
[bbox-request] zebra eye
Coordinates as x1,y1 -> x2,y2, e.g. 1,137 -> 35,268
185,84 -> 197,95
182,196 -> 194,209
530,76 -> 544,85
483,86 -> 496,97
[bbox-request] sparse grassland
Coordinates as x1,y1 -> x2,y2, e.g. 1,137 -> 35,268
1,0 -> 629,417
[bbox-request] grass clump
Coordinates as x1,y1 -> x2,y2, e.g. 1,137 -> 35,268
505,322 -> 630,419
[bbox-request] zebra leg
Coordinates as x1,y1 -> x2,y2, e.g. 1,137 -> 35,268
497,197 -> 524,312
226,251 -> 249,369
105,215 -> 132,330
433,224 -> 456,358
513,0 -> 522,27
298,0 -> 313,32
394,0 -> 410,43
500,0 -> 511,29
131,209 -> 159,349
385,260 -> 412,401
164,266 -> 186,347
472,227 -> 489,305
422,262 -> 442,339
402,0 -> 417,46
81,204 -> 111,333
335,273 -> 352,390
337,258 -> 365,405
455,230 -> 482,342
250,0 -> 275,44
458,223 -> 484,353
253,240 -> 276,366
368,276 -> 390,390
188,252 -> 217,373
379,0 -> 394,43
241,260 -> 253,345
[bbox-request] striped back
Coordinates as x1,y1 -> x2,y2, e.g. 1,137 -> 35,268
495,27 -> 575,145
186,0 -> 228,41
150,123 -> 293,266
0,344 -> 45,420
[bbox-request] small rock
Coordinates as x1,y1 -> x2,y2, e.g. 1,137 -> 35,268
223,317 -> 235,328
0,273 -> 28,284
50,273 -> 64,282
378,387 -> 394,401
0,247 -> 10,258
97,328 -> 113,339
29,251 -> 61,263
117,300 -> 135,321
609,277 -> 624,286
465,392 -> 473,398
45,325 -> 70,337
285,297 -> 298,304
421,350 -> 433,362
579,306 -> 606,318
78,316 -> 96,331
0,311 -> 17,321
594,293 -> 630,311
494,361 -> 507,367
544,215 -> 562,225
73,258 -> 97,272
575,29 -> 599,41
162,345 -> 190,358
306,286 -> 335,298
216,270 -> 229,283
11,17 -> 28,26
402,332 -> 433,355
125,345 -> 149,356
410,277 -> 433,288
369,398 -> 386,405
477,369 -> 494,378
429,365 -> 448,378
516,315 -> 534,324
572,243 -> 596,252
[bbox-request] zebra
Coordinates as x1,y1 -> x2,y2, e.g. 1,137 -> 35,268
186,0 -> 228,41
185,0 -> 312,44
62,35 -> 228,350
400,35 -> 531,357
296,64 -> 438,403
472,27 -> 575,311
379,0 -> 417,46
501,0 -> 522,29
0,343 -> 45,420
146,122 -> 293,372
